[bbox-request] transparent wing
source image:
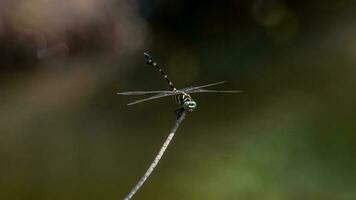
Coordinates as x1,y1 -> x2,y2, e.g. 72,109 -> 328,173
186,89 -> 243,94
117,90 -> 174,96
127,92 -> 178,106
118,81 -> 227,95
182,81 -> 226,92
119,81 -> 239,106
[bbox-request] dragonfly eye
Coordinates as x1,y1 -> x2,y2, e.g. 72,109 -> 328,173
183,100 -> 197,112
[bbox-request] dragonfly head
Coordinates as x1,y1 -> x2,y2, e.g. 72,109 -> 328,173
183,99 -> 197,112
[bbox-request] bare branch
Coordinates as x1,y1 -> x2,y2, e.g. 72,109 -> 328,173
123,112 -> 187,200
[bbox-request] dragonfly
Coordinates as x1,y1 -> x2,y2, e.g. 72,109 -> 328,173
119,53 -> 242,200
117,53 -> 242,116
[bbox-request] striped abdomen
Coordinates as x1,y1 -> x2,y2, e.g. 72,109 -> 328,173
144,53 -> 177,91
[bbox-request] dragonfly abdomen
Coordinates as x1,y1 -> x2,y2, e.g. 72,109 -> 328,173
144,52 -> 177,91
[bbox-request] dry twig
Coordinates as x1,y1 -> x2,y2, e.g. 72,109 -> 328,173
123,112 -> 187,200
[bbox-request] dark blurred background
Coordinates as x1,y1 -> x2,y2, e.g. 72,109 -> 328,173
0,0 -> 355,199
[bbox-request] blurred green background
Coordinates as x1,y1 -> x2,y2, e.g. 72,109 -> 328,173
0,0 -> 355,199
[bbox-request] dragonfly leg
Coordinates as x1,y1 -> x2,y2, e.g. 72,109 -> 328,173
174,107 -> 185,118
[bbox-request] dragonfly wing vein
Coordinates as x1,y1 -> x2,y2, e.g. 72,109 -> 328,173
182,81 -> 226,92
127,92 -> 177,106
185,89 -> 243,94
117,90 -> 174,95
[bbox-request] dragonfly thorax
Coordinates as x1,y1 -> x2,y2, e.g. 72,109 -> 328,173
176,93 -> 197,112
